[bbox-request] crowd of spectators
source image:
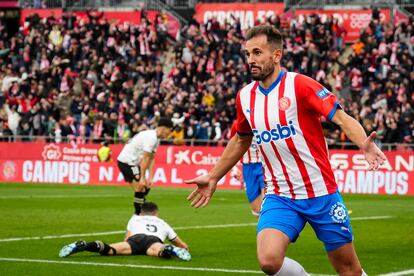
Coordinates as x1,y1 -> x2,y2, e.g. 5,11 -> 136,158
0,8 -> 413,149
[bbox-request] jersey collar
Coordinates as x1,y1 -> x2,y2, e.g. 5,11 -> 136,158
257,70 -> 286,96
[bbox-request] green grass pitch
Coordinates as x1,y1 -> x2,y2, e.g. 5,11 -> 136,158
0,183 -> 413,275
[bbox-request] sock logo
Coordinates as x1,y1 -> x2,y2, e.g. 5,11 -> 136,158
252,121 -> 297,145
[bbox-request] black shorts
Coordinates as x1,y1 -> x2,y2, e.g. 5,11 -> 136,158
127,234 -> 163,255
117,161 -> 141,183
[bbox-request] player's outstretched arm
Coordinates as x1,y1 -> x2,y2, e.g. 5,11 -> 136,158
331,109 -> 386,170
171,237 -> 189,250
185,134 -> 252,208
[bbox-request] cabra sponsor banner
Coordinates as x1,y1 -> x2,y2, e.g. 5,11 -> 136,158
195,3 -> 284,30
294,9 -> 391,42
0,143 -> 412,195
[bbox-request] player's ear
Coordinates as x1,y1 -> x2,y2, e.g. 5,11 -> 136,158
273,48 -> 282,64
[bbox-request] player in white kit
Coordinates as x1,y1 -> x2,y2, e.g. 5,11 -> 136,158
117,117 -> 173,214
59,202 -> 191,261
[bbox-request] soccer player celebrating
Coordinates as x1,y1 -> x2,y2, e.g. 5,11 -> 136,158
117,117 -> 173,215
59,202 -> 191,261
186,25 -> 386,276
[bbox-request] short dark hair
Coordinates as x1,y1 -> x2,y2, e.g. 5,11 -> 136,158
245,25 -> 283,49
157,117 -> 173,129
141,202 -> 159,214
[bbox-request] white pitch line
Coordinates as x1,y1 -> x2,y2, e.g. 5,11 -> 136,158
379,270 -> 414,276
0,216 -> 393,243
351,216 -> 393,221
175,223 -> 256,230
0,230 -> 125,242
0,194 -> 126,199
0,223 -> 257,243
0,257 -> 263,274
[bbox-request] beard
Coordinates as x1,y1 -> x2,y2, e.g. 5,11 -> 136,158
250,62 -> 275,81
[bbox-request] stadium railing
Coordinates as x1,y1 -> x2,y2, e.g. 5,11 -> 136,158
0,135 -> 412,151
17,0 -> 414,9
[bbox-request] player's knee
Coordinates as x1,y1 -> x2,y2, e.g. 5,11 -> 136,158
259,262 -> 283,275
258,254 -> 283,275
251,204 -> 261,214
131,181 -> 145,192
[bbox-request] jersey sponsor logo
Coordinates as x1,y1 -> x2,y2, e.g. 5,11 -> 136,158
278,96 -> 291,111
252,121 -> 297,145
316,88 -> 331,99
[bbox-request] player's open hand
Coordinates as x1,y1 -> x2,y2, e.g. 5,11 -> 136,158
184,175 -> 217,208
361,131 -> 387,170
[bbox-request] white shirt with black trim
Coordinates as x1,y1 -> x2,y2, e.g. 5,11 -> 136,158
117,129 -> 159,166
126,215 -> 177,242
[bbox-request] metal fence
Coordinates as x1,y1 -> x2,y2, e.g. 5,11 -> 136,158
0,135 -> 412,151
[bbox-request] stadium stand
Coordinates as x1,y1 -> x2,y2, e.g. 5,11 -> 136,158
0,2 -> 413,149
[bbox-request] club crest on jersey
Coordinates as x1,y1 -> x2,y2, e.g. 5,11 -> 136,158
278,97 -> 291,111
316,88 -> 331,99
252,121 -> 297,145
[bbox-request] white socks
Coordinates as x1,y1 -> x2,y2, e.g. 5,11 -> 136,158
273,257 -> 309,276
270,257 -> 366,276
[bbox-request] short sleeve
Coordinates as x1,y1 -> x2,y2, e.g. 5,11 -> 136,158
142,132 -> 158,153
166,223 -> 178,241
229,121 -> 237,138
295,74 -> 341,120
236,91 -> 252,135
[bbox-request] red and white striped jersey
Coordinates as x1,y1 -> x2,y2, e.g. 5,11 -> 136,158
230,121 -> 261,164
236,70 -> 340,199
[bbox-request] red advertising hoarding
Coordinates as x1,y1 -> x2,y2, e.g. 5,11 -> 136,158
195,3 -> 284,30
290,9 -> 391,42
394,8 -> 410,25
0,143 -> 242,189
20,9 -> 180,40
194,3 -> 399,42
329,150 -> 412,195
0,0 -> 18,8
0,142 -> 412,195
